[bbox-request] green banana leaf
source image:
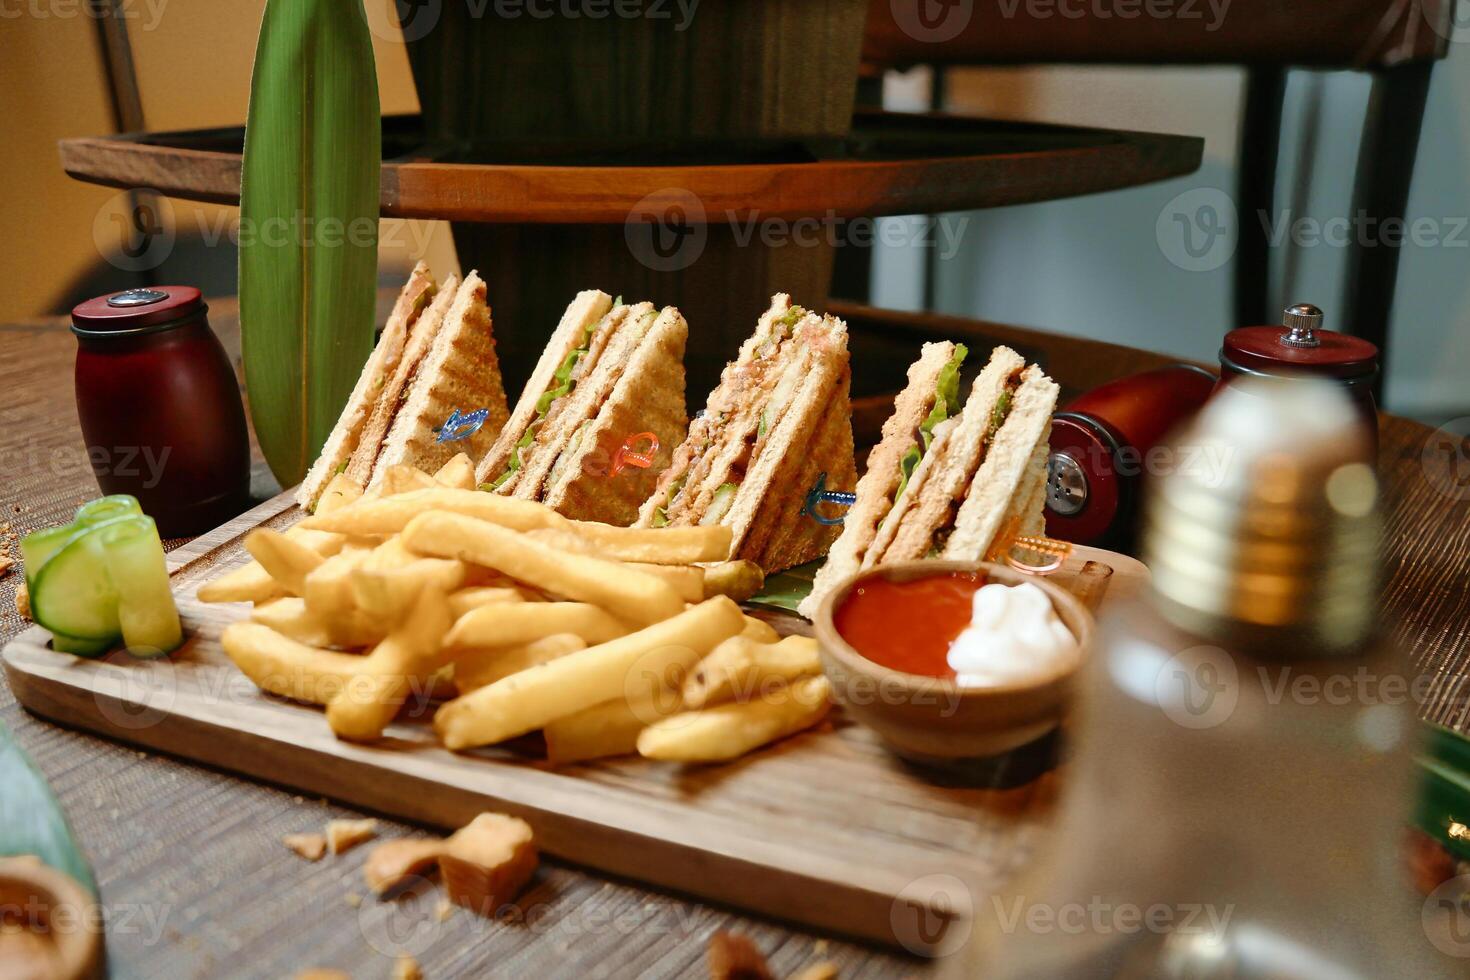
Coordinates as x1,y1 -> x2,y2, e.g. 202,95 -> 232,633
240,0 -> 381,486
0,721 -> 96,895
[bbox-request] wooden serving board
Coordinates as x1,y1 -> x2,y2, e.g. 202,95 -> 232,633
3,491 -> 1147,950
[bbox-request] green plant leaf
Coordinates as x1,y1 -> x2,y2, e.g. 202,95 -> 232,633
240,0 -> 380,486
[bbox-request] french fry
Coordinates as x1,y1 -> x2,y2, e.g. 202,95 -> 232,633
637,676 -> 832,762
433,453 -> 476,490
448,586 -> 526,619
740,617 -> 780,644
681,635 -> 821,709
626,562 -> 704,603
326,588 -> 453,741
244,529 -> 324,596
221,622 -> 365,705
434,597 -> 744,750
701,560 -> 765,602
454,634 -> 586,693
197,560 -> 286,604
315,474 -> 364,516
303,547 -> 375,620
352,556 -> 469,620
288,527 -> 350,557
379,464 -> 438,497
446,602 -> 631,651
402,512 -> 683,625
544,691 -> 682,766
564,522 -> 732,565
251,597 -> 385,649
298,489 -> 565,536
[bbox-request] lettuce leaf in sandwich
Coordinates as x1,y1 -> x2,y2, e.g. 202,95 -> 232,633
893,343 -> 966,504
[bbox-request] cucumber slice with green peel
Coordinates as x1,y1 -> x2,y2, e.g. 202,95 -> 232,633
30,518 -> 135,642
74,494 -> 141,527
19,522 -> 78,591
49,632 -> 113,657
97,515 -> 182,656
701,483 -> 739,526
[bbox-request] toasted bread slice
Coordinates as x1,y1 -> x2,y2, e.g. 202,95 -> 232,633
345,275 -> 458,486
942,366 -> 1059,560
869,346 -> 1026,564
753,366 -> 856,573
475,289 -> 613,487
540,307 -> 688,525
296,262 -> 435,509
636,295 -> 802,529
798,341 -> 959,617
368,272 -> 509,489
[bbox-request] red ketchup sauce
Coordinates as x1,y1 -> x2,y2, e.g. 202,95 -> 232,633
833,571 -> 987,678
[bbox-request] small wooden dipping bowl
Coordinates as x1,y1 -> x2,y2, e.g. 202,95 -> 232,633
0,857 -> 104,980
812,560 -> 1094,765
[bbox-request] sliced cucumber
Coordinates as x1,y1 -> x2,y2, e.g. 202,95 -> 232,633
30,519 -> 131,642
20,522 -> 77,591
97,515 -> 182,656
701,483 -> 739,526
49,632 -> 112,658
74,494 -> 141,527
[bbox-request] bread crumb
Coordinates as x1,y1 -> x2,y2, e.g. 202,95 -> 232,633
15,581 -> 29,620
439,813 -> 537,917
364,838 -> 445,895
392,956 -> 423,980
789,963 -> 838,980
325,819 -> 378,855
708,931 -> 772,980
283,833 -> 327,862
0,556 -> 12,577
294,972 -> 350,980
344,892 -> 362,909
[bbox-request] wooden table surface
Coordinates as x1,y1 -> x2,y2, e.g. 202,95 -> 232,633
3,300 -> 1468,979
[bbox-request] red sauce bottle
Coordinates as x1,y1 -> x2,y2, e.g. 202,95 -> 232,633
71,287 -> 251,537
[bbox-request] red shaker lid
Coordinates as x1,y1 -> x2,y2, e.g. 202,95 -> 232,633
71,286 -> 205,336
1221,303 -> 1377,381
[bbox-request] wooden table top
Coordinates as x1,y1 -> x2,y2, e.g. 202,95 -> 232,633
3,300 -> 1467,978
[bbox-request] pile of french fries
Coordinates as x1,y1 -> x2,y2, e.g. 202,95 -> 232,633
201,456 -> 832,764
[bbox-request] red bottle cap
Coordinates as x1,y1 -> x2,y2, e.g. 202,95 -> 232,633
71,287 -> 205,335
1221,303 -> 1377,381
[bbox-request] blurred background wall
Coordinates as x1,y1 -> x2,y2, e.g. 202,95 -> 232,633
1,2 -> 1464,421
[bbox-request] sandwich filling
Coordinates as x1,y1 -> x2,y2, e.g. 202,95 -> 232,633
649,302 -> 809,527
893,343 -> 966,507
926,367 -> 1022,556
488,300 -> 632,490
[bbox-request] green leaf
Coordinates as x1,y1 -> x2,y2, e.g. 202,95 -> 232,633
893,344 -> 967,505
240,0 -> 381,486
746,559 -> 824,613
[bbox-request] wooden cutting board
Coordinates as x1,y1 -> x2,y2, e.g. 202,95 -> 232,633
2,490 -> 1147,951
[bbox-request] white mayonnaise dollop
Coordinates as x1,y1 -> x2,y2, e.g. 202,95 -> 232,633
947,582 -> 1079,687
